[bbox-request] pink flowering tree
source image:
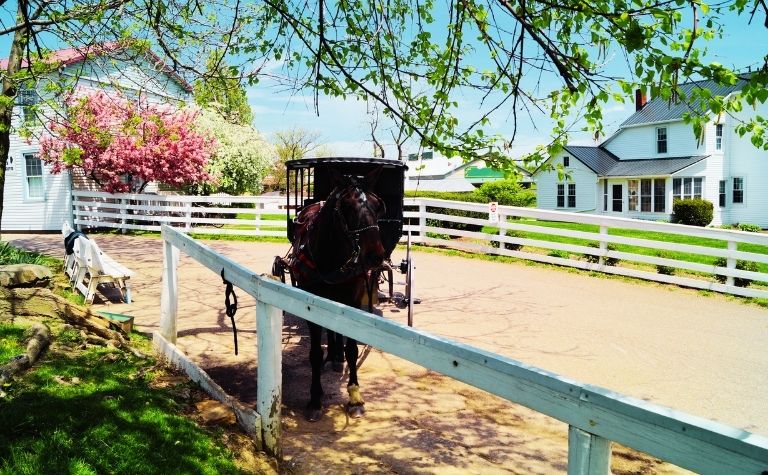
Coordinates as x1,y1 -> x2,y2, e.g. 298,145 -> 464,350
40,89 -> 214,193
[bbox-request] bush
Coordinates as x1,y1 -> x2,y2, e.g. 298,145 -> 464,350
584,242 -> 620,266
476,180 -> 536,207
738,223 -> 762,233
655,251 -> 676,276
548,249 -> 570,259
672,199 -> 713,227
713,258 -> 759,287
490,230 -> 523,251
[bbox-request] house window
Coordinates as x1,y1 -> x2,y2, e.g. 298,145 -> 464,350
654,179 -> 666,212
719,180 -> 726,207
563,156 -> 569,167
715,124 -> 723,151
567,183 -> 576,208
640,179 -> 652,212
18,89 -> 40,125
24,153 -> 44,199
672,177 -> 703,202
733,177 -> 744,204
612,184 -> 622,212
628,180 -> 639,211
603,181 -> 608,211
557,184 -> 565,207
656,127 -> 667,154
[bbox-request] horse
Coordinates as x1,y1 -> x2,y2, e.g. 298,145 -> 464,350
284,166 -> 387,422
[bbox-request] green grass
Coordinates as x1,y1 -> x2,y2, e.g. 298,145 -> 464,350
0,333 -> 246,475
0,323 -> 27,362
0,242 -> 61,269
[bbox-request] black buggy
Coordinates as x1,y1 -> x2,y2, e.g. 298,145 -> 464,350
272,157 -> 417,324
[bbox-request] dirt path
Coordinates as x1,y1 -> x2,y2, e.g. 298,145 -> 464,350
6,233 -> 767,473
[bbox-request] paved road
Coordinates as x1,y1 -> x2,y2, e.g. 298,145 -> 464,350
7,233 -> 767,472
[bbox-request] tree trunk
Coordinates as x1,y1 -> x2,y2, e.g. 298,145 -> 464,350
0,5 -> 30,239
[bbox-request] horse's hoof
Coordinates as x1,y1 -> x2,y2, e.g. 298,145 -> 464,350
305,408 -> 323,422
332,361 -> 344,372
346,403 -> 365,418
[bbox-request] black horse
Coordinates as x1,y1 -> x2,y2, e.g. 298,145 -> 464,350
283,166 -> 387,422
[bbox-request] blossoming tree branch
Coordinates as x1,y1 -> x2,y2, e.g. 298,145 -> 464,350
40,89 -> 214,193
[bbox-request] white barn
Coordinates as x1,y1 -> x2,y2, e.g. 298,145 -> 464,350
534,78 -> 768,228
1,43 -> 192,231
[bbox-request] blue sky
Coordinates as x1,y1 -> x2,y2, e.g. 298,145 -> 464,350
247,8 -> 768,160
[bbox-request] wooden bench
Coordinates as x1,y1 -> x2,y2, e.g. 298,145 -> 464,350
71,237 -> 134,304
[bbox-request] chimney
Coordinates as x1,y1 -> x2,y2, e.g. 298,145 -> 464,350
635,88 -> 647,111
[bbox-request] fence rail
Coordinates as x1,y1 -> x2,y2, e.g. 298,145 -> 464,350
156,225 -> 768,472
74,191 -> 768,299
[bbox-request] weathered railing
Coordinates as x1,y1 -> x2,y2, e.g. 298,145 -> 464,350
74,190 -> 768,299
403,197 -> 768,299
72,190 -> 290,236
156,225 -> 768,471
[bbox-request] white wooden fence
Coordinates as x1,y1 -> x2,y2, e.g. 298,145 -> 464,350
74,191 -> 768,299
403,198 -> 768,299
156,225 -> 768,472
72,190 -> 289,236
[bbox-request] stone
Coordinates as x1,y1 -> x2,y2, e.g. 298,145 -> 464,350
0,264 -> 53,288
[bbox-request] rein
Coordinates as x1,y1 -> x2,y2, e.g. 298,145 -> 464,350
220,269 -> 239,355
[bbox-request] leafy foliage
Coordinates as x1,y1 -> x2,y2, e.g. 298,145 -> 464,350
266,128 -> 323,192
475,180 -> 536,207
39,90 -> 214,193
713,258 -> 760,287
738,223 -> 763,233
193,51 -> 254,126
584,242 -> 620,266
190,108 -> 275,195
655,251 -> 676,276
672,199 -> 714,227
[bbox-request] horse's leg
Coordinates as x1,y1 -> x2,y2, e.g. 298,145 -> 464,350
325,330 -> 344,372
306,321 -> 324,422
345,337 -> 365,418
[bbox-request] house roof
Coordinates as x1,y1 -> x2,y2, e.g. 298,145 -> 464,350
0,41 -> 193,92
564,145 -> 708,177
620,77 -> 747,128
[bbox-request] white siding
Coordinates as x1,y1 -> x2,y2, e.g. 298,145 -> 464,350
725,100 -> 768,227
603,121 -> 705,159
535,153 -> 598,212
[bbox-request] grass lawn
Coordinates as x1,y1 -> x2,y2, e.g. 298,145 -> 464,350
0,332 -> 248,475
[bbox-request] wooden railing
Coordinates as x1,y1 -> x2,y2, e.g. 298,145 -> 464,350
157,225 -> 768,471
403,198 -> 768,299
72,190 -> 290,236
74,190 -> 768,299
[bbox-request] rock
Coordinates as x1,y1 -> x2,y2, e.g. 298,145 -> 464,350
0,264 -> 53,288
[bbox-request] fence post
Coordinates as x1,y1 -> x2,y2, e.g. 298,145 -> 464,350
498,212 -> 506,249
256,202 -> 263,235
598,226 -> 608,266
159,238 -> 179,344
120,198 -> 128,234
184,201 -> 193,232
726,240 -> 737,287
567,426 -> 611,475
418,202 -> 427,243
256,299 -> 283,458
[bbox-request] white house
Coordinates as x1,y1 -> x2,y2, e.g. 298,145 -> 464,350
534,78 -> 768,228
405,150 -> 529,192
1,42 -> 192,232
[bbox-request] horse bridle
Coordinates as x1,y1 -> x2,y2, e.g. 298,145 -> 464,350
330,185 -> 386,269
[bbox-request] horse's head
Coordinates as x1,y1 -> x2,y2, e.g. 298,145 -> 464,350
329,166 -> 387,268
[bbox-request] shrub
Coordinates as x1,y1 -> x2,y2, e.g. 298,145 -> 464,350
713,258 -> 759,287
584,242 -> 620,266
737,223 -> 762,233
655,251 -> 676,276
476,180 -> 536,207
672,199 -> 713,227
548,249 -> 570,259
490,230 -> 523,251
